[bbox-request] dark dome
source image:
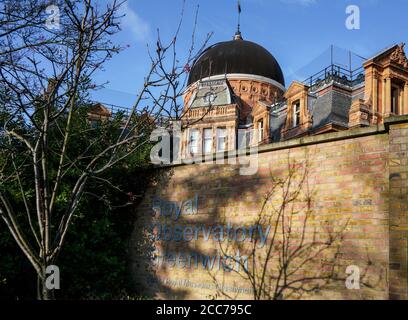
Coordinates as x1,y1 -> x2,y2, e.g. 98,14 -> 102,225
187,39 -> 285,87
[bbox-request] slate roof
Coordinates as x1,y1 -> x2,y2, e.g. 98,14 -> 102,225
269,85 -> 354,142
270,104 -> 287,142
310,89 -> 351,131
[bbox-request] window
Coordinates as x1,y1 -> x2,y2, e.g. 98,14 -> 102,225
189,129 -> 199,154
258,119 -> 264,142
204,91 -> 217,105
391,86 -> 399,114
203,128 -> 212,154
293,101 -> 301,127
216,128 -> 227,152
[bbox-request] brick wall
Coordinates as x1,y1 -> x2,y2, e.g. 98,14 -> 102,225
388,116 -> 408,299
130,116 -> 408,300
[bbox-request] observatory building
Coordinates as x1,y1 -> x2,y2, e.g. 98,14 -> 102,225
180,30 -> 408,158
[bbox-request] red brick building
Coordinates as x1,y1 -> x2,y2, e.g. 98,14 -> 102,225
180,31 -> 408,158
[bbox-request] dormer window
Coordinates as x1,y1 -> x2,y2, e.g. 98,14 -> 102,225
293,101 -> 301,127
258,119 -> 264,142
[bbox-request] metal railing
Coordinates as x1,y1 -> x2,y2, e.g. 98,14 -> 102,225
303,64 -> 365,91
101,102 -> 133,117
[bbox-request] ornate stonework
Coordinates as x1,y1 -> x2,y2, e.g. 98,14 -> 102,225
180,74 -> 285,157
358,43 -> 408,127
348,99 -> 372,128
390,43 -> 408,68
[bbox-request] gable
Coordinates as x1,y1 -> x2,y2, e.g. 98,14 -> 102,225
365,43 -> 408,69
284,81 -> 309,99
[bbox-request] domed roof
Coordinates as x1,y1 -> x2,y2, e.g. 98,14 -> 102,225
187,37 -> 285,87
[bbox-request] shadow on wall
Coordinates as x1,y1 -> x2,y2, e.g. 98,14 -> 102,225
208,155 -> 349,300
129,167 -> 190,299
130,138 -> 389,300
207,150 -> 386,300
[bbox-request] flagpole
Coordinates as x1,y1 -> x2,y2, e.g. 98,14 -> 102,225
238,0 -> 241,33
235,0 -> 242,39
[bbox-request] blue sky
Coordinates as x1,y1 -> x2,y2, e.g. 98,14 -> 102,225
91,0 -> 408,108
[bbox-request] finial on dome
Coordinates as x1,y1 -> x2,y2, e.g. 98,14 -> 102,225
234,0 -> 243,40
234,30 -> 243,40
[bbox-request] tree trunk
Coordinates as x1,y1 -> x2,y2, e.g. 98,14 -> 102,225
37,274 -> 55,300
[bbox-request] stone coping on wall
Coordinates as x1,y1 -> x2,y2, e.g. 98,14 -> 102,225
163,115 -> 408,168
385,114 -> 408,129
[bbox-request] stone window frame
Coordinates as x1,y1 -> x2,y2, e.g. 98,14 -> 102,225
292,100 -> 301,127
257,118 -> 264,142
390,81 -> 405,115
281,81 -> 313,140
189,128 -> 199,155
202,128 -> 213,154
216,127 -> 227,152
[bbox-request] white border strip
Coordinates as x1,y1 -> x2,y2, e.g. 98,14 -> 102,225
191,73 -> 286,92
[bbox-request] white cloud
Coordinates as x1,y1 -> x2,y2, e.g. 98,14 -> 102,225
121,2 -> 150,43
